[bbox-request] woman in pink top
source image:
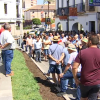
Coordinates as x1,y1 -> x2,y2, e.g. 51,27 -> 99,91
25,35 -> 33,57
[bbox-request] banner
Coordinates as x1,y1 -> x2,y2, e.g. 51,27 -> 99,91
89,0 -> 100,6
58,8 -> 68,20
46,18 -> 51,24
69,7 -> 77,19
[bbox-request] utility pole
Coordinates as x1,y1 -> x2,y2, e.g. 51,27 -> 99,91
67,0 -> 69,32
48,1 -> 50,29
48,1 -> 50,17
45,12 -> 47,31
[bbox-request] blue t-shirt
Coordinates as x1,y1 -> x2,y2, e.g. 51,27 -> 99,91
63,48 -> 70,66
48,43 -> 64,65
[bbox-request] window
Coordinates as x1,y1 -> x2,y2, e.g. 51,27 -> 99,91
4,4 -> 7,14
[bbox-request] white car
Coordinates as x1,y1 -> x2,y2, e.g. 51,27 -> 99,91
29,30 -> 35,35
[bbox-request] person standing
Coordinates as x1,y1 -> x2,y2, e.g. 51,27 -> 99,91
25,35 -> 33,57
21,33 -> 27,50
0,23 -> 15,77
72,34 -> 100,100
34,36 -> 42,63
43,35 -> 51,61
57,44 -> 81,99
48,36 -> 64,83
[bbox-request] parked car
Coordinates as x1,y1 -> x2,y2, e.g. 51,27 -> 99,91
39,28 -> 45,32
29,30 -> 35,35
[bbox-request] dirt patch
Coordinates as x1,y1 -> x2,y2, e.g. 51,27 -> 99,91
21,51 -> 64,100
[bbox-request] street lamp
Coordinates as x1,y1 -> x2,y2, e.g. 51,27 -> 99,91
48,1 -> 50,17
67,0 -> 69,32
45,12 -> 47,31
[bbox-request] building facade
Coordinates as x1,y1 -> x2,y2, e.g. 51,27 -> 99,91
22,0 -> 37,9
55,0 -> 100,33
0,0 -> 23,35
24,5 -> 55,20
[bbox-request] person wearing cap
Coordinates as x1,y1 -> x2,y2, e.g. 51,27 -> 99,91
57,44 -> 81,99
58,35 -> 62,44
48,36 -> 64,84
58,35 -> 65,48
81,38 -> 88,50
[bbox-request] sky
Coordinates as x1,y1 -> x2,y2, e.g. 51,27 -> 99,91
37,0 -> 43,5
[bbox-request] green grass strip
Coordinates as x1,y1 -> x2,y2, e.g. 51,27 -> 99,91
11,50 -> 42,100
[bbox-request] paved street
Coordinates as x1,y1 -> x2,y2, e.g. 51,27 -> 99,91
0,61 -> 13,100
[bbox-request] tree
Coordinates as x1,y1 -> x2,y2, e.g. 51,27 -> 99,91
32,18 -> 41,26
51,19 -> 55,24
43,0 -> 55,4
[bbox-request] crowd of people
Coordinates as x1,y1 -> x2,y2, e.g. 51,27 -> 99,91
0,22 -> 100,100
20,30 -> 100,100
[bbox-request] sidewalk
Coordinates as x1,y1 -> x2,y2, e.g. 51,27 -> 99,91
0,62 -> 13,100
0,40 -> 19,100
31,58 -> 76,100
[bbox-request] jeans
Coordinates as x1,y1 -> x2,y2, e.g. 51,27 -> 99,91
61,70 -> 72,92
2,50 -> 13,74
76,85 -> 81,100
26,45 -> 32,57
61,70 -> 81,100
35,49 -> 41,61
21,42 -> 26,49
49,64 -> 62,74
44,49 -> 49,55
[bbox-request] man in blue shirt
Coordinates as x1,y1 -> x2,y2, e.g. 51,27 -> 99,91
48,36 -> 64,84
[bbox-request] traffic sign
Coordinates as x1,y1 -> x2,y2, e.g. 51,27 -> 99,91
89,0 -> 100,6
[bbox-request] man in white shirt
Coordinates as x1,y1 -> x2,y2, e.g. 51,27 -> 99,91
61,33 -> 66,43
34,36 -> 42,63
0,23 -> 14,77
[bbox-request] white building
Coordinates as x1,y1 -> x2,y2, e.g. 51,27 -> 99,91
0,0 -> 23,35
55,0 -> 100,33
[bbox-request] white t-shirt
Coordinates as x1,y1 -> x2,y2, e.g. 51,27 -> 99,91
32,39 -> 37,45
0,30 -> 15,50
68,52 -> 81,72
61,37 -> 66,43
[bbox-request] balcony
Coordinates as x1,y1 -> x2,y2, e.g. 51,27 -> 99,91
97,13 -> 100,20
89,6 -> 95,11
75,3 -> 85,13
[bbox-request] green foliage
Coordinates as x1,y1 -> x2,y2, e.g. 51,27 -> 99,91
51,19 -> 55,24
58,24 -> 62,31
27,31 -> 29,34
16,26 -> 20,30
23,15 -> 25,23
16,25 -> 32,30
12,50 -> 42,100
23,25 -> 32,29
32,18 -> 41,26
